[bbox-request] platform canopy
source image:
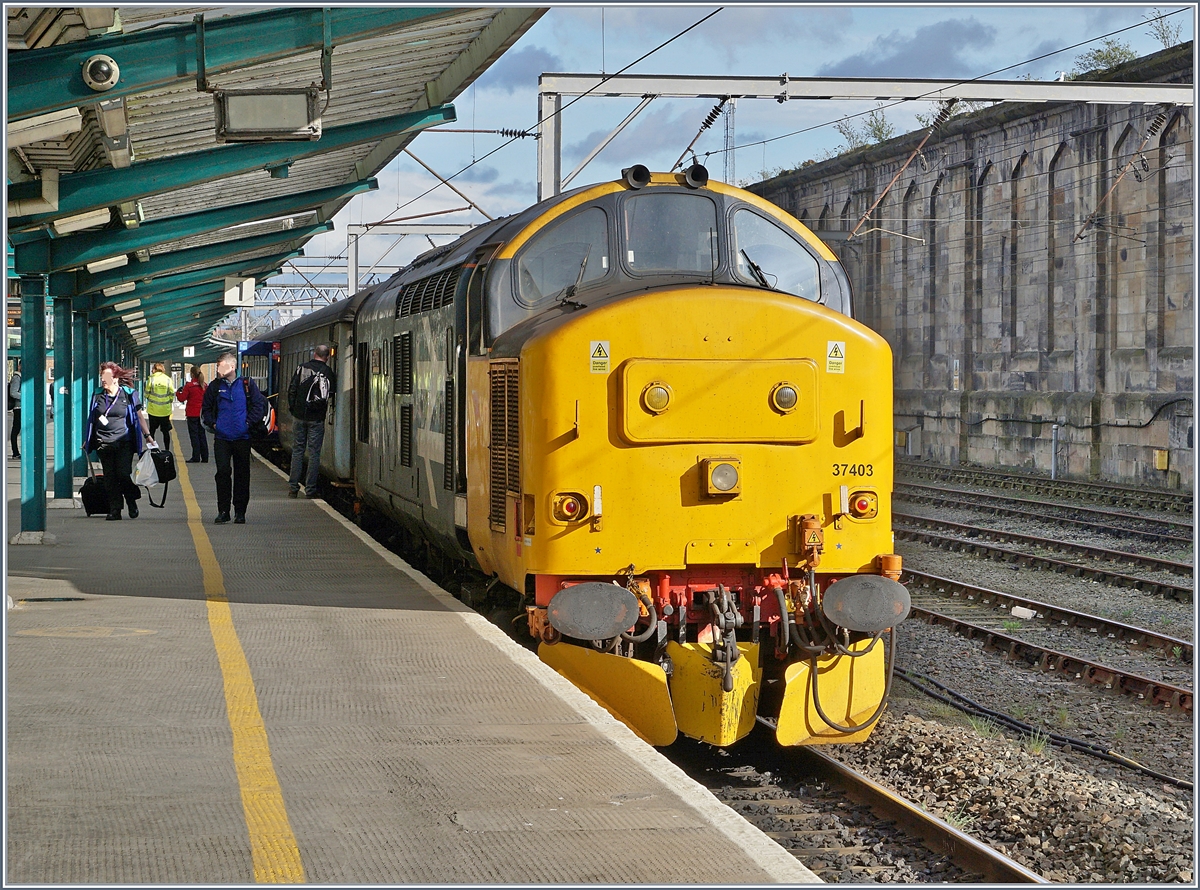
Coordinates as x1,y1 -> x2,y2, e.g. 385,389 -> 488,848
6,5 -> 545,360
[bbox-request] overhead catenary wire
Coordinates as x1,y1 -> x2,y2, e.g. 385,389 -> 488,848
721,7 -> 1192,157
299,7 -> 726,285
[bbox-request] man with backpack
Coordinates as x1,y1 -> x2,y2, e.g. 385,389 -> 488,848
201,352 -> 267,525
286,344 -> 335,499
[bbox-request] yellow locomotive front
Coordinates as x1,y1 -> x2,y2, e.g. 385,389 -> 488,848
466,167 -> 908,748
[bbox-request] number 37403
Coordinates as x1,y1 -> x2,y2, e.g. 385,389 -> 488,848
832,463 -> 874,477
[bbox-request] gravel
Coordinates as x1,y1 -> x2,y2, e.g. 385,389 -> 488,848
837,709 -> 1194,883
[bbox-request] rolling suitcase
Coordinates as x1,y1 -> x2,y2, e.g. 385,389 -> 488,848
80,455 -> 108,516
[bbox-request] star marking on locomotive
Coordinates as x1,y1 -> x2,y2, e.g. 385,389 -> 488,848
595,547 -> 602,554
836,543 -> 843,549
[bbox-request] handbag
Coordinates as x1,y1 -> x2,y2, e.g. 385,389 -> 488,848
136,445 -> 176,508
134,448 -> 158,487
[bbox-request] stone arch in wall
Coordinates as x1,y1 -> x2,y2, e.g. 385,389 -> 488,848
1156,109 -> 1189,352
971,159 -> 996,389
1007,151 -> 1029,355
901,180 -> 920,361
925,173 -> 944,379
1046,141 -> 1071,355
1107,122 -> 1140,364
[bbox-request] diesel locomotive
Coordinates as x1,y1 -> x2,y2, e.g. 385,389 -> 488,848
266,164 -> 910,748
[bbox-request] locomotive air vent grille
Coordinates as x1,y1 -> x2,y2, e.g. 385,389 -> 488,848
396,267 -> 462,318
394,333 -> 412,395
443,379 -> 454,491
489,362 -> 518,530
400,404 -> 414,468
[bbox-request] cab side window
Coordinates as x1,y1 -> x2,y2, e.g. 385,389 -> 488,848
731,208 -> 821,303
515,208 -> 609,307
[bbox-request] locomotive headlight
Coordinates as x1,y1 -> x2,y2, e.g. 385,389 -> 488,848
770,382 -> 799,413
702,458 -> 741,496
642,382 -> 673,414
849,491 -> 879,519
552,492 -> 589,522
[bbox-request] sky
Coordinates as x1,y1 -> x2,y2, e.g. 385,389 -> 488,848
292,3 -> 1194,293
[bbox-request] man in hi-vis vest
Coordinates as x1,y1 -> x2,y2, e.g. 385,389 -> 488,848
144,362 -> 175,451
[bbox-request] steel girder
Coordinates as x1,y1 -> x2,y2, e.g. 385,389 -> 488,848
83,254 -> 296,310
8,106 -> 455,232
15,179 -> 377,274
8,7 -> 457,122
66,223 -> 331,296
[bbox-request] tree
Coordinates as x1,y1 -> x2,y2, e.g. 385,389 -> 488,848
1145,8 -> 1183,48
1072,38 -> 1137,75
833,105 -> 895,150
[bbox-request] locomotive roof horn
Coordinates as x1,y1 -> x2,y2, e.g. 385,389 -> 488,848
621,164 -> 651,189
683,163 -> 709,189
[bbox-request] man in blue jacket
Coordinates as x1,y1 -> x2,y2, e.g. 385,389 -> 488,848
201,352 -> 267,525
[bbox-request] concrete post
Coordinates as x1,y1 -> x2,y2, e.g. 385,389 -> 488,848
1051,424 -> 1060,480
19,276 -> 47,534
52,297 -> 72,499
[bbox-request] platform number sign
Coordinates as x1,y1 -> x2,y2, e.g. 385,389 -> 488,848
590,340 -> 610,374
826,341 -> 845,374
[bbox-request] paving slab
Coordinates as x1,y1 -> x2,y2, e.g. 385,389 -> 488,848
6,421 -> 819,884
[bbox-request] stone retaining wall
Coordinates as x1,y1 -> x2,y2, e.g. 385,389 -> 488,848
751,44 -> 1193,490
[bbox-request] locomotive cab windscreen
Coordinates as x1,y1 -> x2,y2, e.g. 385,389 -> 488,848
486,187 -> 853,344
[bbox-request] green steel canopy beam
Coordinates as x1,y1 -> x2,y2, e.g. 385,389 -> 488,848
84,256 -> 294,309
91,281 -> 224,312
101,291 -> 219,325
8,7 -> 457,122
9,106 -> 455,232
16,179 -> 377,274
75,221 -> 332,295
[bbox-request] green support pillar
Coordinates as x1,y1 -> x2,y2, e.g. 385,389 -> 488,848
19,276 -> 47,534
72,311 -> 88,477
52,297 -> 73,498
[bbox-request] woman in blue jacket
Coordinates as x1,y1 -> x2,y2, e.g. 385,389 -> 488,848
83,362 -> 153,520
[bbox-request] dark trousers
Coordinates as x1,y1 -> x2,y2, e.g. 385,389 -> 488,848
96,439 -> 140,516
148,414 -> 172,451
9,408 -> 19,457
288,419 -> 326,496
186,416 -> 209,462
214,437 -> 251,516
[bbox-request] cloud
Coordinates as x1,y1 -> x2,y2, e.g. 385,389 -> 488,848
475,45 -> 564,94
455,165 -> 500,184
563,101 -> 715,169
818,18 -> 997,78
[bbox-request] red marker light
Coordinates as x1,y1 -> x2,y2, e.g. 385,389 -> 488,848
563,499 -> 578,515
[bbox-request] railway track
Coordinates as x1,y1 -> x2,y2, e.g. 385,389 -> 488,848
894,517 -> 1194,602
902,569 -> 1193,664
666,728 -> 1045,883
896,460 -> 1193,516
895,482 -> 1194,546
908,601 -> 1193,715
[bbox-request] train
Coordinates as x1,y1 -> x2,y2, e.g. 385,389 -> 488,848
259,164 -> 910,748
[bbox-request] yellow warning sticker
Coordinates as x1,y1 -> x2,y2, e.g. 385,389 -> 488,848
826,340 -> 845,374
806,531 -> 822,545
590,340 -> 610,374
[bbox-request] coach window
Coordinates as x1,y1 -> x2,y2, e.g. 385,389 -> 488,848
515,207 -> 609,307
731,208 -> 821,303
624,192 -> 718,275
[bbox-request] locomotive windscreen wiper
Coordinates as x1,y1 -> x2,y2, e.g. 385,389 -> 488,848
740,249 -> 773,289
557,247 -> 591,309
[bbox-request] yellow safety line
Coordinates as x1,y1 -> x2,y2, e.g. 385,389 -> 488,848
174,438 -> 306,883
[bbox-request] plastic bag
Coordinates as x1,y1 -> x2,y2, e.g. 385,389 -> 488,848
134,448 -> 158,487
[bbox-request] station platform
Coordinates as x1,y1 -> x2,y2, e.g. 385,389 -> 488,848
6,420 -> 818,884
